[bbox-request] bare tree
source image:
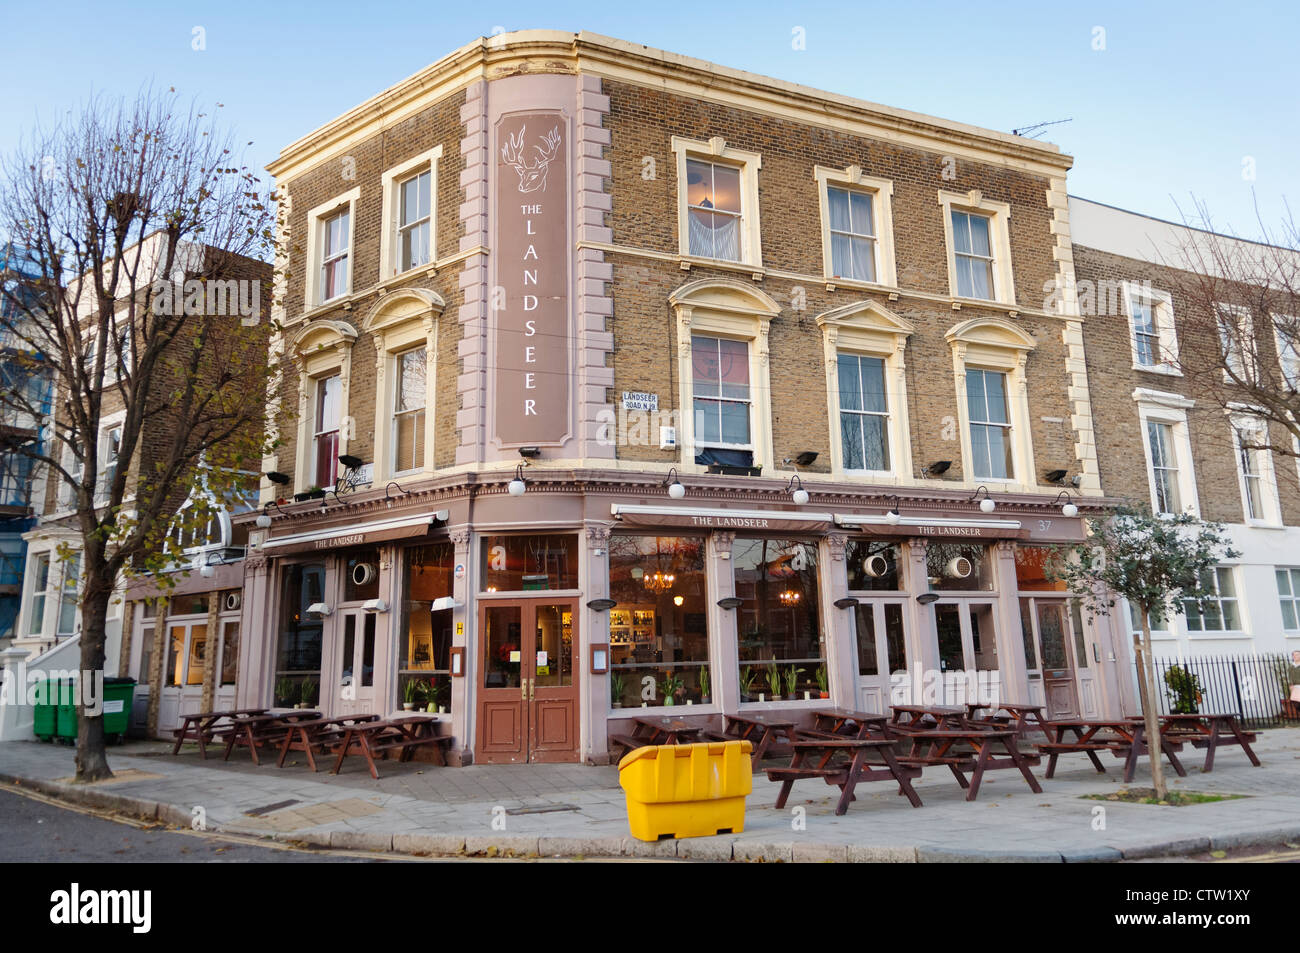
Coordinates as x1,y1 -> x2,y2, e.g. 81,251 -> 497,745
1163,199 -> 1300,460
0,88 -> 276,780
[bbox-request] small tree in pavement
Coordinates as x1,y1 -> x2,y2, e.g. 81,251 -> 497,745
1053,505 -> 1238,799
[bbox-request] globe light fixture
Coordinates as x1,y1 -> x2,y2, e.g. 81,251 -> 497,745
970,485 -> 996,513
786,474 -> 809,505
507,464 -> 527,497
663,467 -> 686,499
1054,490 -> 1079,518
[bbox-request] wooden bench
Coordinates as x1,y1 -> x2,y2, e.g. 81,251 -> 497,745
330,717 -> 452,779
767,738 -> 923,815
277,714 -> 380,771
171,708 -> 269,758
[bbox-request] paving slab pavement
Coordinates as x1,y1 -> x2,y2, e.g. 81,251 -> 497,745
2,728 -> 1299,862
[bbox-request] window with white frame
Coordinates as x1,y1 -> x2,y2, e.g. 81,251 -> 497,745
381,147 -> 441,279
1124,284 -> 1178,372
1147,420 -> 1182,515
1216,304 -> 1256,382
672,137 -> 762,267
1231,412 -> 1279,524
1127,599 -> 1169,635
1276,567 -> 1300,631
939,191 -> 1015,304
837,353 -> 890,472
1273,314 -> 1299,390
966,368 -> 1013,480
26,551 -> 50,636
306,188 -> 360,308
99,424 -> 122,502
56,552 -> 80,638
1182,566 -> 1242,632
692,335 -> 751,460
312,374 -> 341,489
392,347 -> 426,474
815,167 -> 897,287
1134,389 -> 1199,517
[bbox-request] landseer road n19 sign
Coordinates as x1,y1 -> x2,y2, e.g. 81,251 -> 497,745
493,113 -> 570,445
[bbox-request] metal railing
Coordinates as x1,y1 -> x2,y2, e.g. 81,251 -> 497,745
1143,653 -> 1299,729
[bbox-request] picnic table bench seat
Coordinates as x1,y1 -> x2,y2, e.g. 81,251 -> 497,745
766,737 -> 924,815
330,717 -> 452,779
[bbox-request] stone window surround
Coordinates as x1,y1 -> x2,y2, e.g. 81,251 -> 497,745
670,136 -> 763,270
815,300 -> 914,482
670,279 -> 780,476
1215,301 -> 1256,384
938,189 -> 1016,306
290,320 -> 358,494
1227,404 -> 1282,528
946,317 -> 1036,490
814,165 -> 898,289
363,289 -> 444,483
304,187 -> 361,311
379,145 -> 444,281
1122,281 -> 1180,375
1132,387 -> 1200,518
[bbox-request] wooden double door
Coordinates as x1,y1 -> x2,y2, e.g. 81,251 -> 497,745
475,599 -> 579,764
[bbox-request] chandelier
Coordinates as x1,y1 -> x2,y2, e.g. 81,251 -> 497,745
644,570 -> 676,593
779,589 -> 801,606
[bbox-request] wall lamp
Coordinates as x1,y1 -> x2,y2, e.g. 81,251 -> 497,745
264,471 -> 290,486
916,592 -> 940,606
786,474 -> 810,506
385,481 -> 410,508
586,598 -> 618,612
969,485 -> 996,513
717,596 -> 744,610
922,460 -> 951,478
884,494 -> 901,525
507,464 -> 528,497
255,500 -> 286,529
663,467 -> 686,500
1044,468 -> 1068,485
198,551 -> 227,579
833,596 -> 859,610
1053,490 -> 1079,518
518,446 -> 541,459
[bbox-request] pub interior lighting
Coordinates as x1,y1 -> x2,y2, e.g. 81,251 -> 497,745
970,485 -> 996,513
786,474 -> 810,506
508,464 -> 527,497
1053,490 -> 1079,518
663,467 -> 686,500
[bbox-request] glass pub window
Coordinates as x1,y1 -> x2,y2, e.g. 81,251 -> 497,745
480,535 -> 579,592
402,542 -> 455,711
398,171 -> 432,272
966,368 -> 1013,480
685,158 -> 742,261
837,353 -> 890,471
274,564 -> 325,704
733,538 -> 824,702
827,186 -> 877,282
951,209 -> 994,299
393,348 -> 426,473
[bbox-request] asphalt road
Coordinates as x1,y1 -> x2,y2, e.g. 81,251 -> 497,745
0,785 -> 385,863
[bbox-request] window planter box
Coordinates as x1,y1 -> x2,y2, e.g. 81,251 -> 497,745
706,464 -> 762,477
294,489 -> 326,502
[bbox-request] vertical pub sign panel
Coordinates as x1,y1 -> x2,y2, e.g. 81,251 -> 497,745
492,110 -> 572,447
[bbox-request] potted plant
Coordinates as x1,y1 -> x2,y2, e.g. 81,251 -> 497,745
610,673 -> 626,709
659,672 -> 683,707
425,681 -> 442,713
784,666 -> 804,701
299,678 -> 317,709
739,666 -> 757,702
275,677 -> 295,708
402,679 -> 419,711
699,668 -> 711,704
1164,665 -> 1203,714
815,664 -> 829,699
766,662 -> 782,701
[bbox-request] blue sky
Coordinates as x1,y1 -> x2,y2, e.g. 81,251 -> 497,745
2,1 -> 1296,240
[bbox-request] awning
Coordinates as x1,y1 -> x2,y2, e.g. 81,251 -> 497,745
262,510 -> 448,556
611,503 -> 834,533
833,513 -> 1024,539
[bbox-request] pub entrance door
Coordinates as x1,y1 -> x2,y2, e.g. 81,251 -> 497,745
475,599 -> 579,763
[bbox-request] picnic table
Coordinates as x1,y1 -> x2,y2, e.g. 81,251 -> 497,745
171,708 -> 269,758
966,702 -> 1051,738
609,717 -> 704,758
1155,713 -> 1260,773
805,708 -> 891,739
897,728 -> 1043,801
1036,718 -> 1187,782
888,705 -> 969,734
702,712 -> 797,767
222,710 -> 320,765
276,714 -> 381,771
767,737 -> 924,815
330,715 -> 452,779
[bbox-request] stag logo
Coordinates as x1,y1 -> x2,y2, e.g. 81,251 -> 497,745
501,125 -> 562,194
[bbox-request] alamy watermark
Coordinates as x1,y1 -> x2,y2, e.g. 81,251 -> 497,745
151,277 -> 262,325
0,664 -> 104,716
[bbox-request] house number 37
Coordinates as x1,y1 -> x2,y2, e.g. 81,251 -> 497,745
1037,519 -> 1052,532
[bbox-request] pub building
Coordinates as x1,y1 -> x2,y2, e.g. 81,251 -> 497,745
227,31 -> 1137,764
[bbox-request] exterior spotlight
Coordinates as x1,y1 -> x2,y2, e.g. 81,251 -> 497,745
833,596 -> 859,610
970,485 -> 996,513
717,596 -> 744,610
508,464 -> 527,497
884,494 -> 901,525
586,598 -> 618,612
1044,468 -> 1068,484
1054,490 -> 1079,518
916,592 -> 940,606
922,460 -> 951,478
786,474 -> 809,505
663,467 -> 686,499
264,471 -> 290,486
338,454 -> 364,470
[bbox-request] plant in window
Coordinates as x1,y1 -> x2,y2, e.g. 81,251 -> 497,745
784,666 -> 804,700
659,671 -> 683,707
610,673 -> 626,709
815,664 -> 829,699
299,678 -> 317,709
425,680 -> 444,713
699,668 -> 710,704
1162,665 -> 1202,715
275,677 -> 295,708
739,666 -> 758,701
402,678 -> 420,711
765,661 -> 782,701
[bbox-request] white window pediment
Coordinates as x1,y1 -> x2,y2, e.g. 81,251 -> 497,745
364,289 -> 443,481
291,319 -> 358,360
947,317 -> 1036,486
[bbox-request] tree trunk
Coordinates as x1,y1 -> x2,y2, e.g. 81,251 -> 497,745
75,566 -> 115,782
1134,609 -> 1167,799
